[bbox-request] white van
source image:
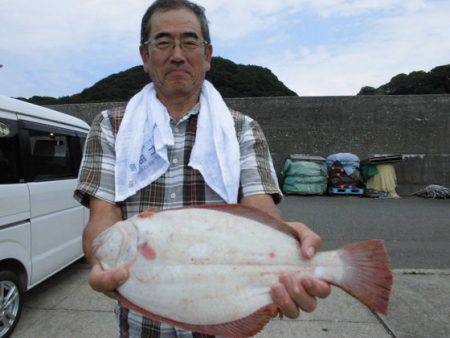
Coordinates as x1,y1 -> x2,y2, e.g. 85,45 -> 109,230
0,96 -> 90,337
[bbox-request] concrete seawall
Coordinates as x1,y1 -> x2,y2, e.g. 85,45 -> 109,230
47,94 -> 450,194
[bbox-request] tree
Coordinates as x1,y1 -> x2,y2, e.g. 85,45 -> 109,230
358,86 -> 378,95
358,64 -> 450,95
22,57 -> 297,104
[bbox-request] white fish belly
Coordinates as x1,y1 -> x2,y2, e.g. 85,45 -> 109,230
119,208 -> 315,325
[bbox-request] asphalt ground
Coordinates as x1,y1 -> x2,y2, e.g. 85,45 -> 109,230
279,196 -> 450,269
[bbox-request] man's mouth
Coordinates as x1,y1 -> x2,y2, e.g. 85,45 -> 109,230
167,69 -> 190,76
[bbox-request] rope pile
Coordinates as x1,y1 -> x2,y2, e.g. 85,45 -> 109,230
412,185 -> 450,199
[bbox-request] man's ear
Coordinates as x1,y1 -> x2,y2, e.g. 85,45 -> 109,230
204,44 -> 213,72
139,45 -> 150,73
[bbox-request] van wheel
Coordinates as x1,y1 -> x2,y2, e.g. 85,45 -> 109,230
0,270 -> 23,338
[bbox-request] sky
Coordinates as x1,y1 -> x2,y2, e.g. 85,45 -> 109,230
1,0 -> 449,98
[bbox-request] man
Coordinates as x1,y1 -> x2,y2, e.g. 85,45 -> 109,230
75,0 -> 331,336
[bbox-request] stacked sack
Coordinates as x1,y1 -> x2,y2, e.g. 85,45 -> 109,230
281,159 -> 328,195
326,153 -> 364,190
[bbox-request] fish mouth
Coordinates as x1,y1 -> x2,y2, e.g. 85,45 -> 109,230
93,221 -> 140,269
92,226 -> 116,261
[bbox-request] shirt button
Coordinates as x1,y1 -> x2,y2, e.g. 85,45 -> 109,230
170,193 -> 176,199
174,127 -> 180,132
172,158 -> 178,164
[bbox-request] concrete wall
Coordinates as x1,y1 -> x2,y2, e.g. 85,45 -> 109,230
47,94 -> 450,194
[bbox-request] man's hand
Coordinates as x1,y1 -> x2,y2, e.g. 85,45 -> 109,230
84,197 -> 129,299
88,264 -> 129,300
271,222 -> 331,318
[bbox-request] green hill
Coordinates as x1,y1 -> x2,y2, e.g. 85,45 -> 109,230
358,64 -> 450,95
23,57 -> 297,105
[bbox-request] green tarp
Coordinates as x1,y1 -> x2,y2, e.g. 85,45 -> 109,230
281,160 -> 328,195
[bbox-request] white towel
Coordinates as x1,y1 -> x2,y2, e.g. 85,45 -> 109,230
115,80 -> 240,203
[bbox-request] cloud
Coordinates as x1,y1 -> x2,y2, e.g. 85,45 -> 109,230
0,0 -> 145,98
254,1 -> 450,95
0,0 -> 448,97
303,0 -> 427,17
199,0 -> 428,41
0,1 -> 144,50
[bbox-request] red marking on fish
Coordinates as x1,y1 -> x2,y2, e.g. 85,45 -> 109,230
269,252 -> 276,259
138,243 -> 157,260
138,210 -> 155,218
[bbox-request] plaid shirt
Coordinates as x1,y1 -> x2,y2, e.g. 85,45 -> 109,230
74,104 -> 282,338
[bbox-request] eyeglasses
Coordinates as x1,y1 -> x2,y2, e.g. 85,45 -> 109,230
143,37 -> 209,52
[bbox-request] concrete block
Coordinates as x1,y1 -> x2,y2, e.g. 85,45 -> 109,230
12,308 -> 115,338
57,276 -> 116,312
299,288 -> 379,323
380,272 -> 450,337
48,94 -> 450,190
256,319 -> 390,338
23,266 -> 88,309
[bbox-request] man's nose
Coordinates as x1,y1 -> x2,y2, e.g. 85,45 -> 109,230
169,42 -> 186,63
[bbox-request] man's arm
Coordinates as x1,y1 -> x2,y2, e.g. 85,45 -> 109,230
83,197 -> 129,299
240,193 -> 282,220
240,194 -> 331,318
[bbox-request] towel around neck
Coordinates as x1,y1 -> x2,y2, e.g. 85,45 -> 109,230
114,81 -> 241,203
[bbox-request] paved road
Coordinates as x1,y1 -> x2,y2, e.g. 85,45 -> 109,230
279,196 -> 450,269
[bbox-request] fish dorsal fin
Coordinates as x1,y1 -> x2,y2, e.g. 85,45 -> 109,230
117,292 -> 278,337
167,204 -> 298,240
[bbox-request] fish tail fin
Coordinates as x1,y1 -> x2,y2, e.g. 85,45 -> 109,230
331,240 -> 393,315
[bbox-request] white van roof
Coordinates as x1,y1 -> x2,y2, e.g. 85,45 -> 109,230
0,95 -> 90,131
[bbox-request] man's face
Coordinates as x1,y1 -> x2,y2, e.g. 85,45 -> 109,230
140,8 -> 212,98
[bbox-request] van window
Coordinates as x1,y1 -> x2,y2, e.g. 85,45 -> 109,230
0,118 -> 20,184
80,136 -> 86,154
27,128 -> 76,181
71,134 -> 87,174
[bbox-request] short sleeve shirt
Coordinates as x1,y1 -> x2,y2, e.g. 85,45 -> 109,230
74,105 -> 282,218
